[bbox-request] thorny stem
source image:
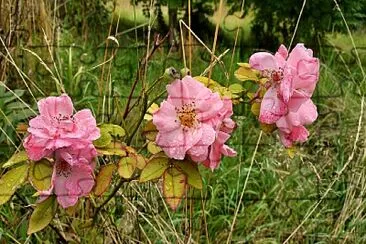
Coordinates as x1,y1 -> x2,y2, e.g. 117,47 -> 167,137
93,175 -> 139,224
123,32 -> 169,120
127,93 -> 148,145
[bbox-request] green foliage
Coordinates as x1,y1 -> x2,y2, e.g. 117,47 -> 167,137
163,167 -> 186,211
0,164 -> 29,205
29,159 -> 53,192
94,164 -> 117,196
27,196 -> 57,235
2,151 -> 28,169
61,0 -> 114,39
227,0 -> 366,48
0,87 -> 33,147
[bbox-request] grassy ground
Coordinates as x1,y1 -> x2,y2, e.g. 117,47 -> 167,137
0,1 -> 365,243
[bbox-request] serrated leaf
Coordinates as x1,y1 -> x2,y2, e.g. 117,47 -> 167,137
228,83 -> 244,94
251,102 -> 261,116
147,142 -> 162,154
27,196 -> 57,235
29,159 -> 53,191
100,124 -> 125,137
94,164 -> 116,196
140,156 -> 169,182
173,160 -> 202,189
2,151 -> 28,168
0,164 -> 29,205
163,167 -> 186,211
142,120 -> 158,141
118,157 -> 136,179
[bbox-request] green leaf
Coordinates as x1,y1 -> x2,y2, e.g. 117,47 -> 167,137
173,160 -> 202,189
147,142 -> 162,154
94,124 -> 126,148
2,151 -> 28,168
142,120 -> 158,141
93,130 -> 112,148
228,83 -> 245,94
29,159 -> 53,191
96,142 -> 127,156
118,157 -> 136,179
163,167 -> 186,211
94,164 -> 116,196
234,64 -> 259,81
27,196 -> 57,235
135,154 -> 146,170
100,124 -> 125,137
140,156 -> 169,182
0,164 -> 29,205
251,102 -> 261,116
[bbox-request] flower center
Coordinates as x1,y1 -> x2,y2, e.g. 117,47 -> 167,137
176,103 -> 197,128
52,113 -> 75,123
56,160 -> 72,178
262,68 -> 284,85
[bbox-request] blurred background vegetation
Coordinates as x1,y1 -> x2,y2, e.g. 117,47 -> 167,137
0,0 -> 365,243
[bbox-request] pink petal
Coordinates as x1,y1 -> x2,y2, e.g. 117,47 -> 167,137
23,135 -> 53,161
221,145 -> 237,157
259,87 -> 287,124
276,44 -> 288,59
249,52 -> 279,71
293,58 -> 319,95
196,92 -> 223,121
153,101 -> 180,132
187,124 -> 215,162
287,99 -> 318,126
167,76 -> 208,107
279,126 -> 310,148
279,71 -> 293,103
156,126 -> 202,160
73,109 -> 100,141
289,126 -> 309,142
38,94 -> 73,118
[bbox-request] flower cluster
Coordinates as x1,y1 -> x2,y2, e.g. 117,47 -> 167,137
249,44 -> 319,147
153,76 -> 236,170
24,94 -> 100,208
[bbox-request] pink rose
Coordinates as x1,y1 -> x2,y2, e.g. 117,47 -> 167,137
249,44 -> 319,147
23,94 -> 100,161
153,76 -> 223,160
39,145 -> 96,208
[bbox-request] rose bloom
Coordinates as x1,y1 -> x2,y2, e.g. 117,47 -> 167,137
39,144 -> 96,208
249,44 -> 319,147
24,94 -> 100,161
153,76 -> 224,160
202,98 -> 236,170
